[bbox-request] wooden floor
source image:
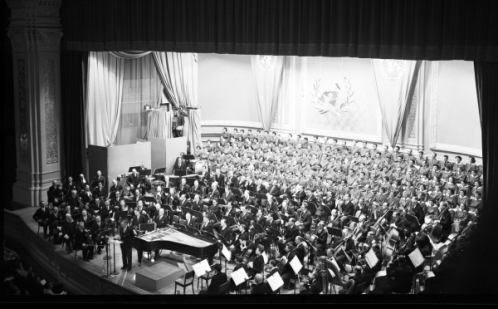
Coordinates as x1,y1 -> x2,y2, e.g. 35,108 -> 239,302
15,207 -> 301,295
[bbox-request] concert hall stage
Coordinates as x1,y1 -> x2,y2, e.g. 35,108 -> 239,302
4,207 -> 244,295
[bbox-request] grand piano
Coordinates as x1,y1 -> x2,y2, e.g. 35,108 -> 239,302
133,227 -> 219,259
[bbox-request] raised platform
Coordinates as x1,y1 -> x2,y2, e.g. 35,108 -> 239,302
136,262 -> 184,292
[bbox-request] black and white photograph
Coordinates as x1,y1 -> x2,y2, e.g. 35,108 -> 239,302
2,0 -> 497,303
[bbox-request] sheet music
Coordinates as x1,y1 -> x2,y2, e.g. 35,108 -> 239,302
408,247 -> 425,268
222,244 -> 231,261
192,259 -> 211,277
231,267 -> 249,286
289,255 -> 303,274
365,248 -> 379,269
267,272 -> 284,291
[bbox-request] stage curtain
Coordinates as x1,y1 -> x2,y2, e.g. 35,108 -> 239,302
152,52 -> 201,148
60,50 -> 88,179
146,109 -> 174,139
61,0 -> 498,62
371,60 -> 423,147
109,51 -> 151,59
251,55 -> 285,132
114,54 -> 163,145
86,52 -> 125,146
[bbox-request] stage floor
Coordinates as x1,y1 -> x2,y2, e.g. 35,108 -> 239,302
15,207 -> 299,295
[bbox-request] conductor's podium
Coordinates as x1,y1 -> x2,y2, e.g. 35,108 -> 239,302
135,261 -> 184,291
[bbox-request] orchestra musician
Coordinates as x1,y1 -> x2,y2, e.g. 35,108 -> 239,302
90,215 -> 108,254
74,220 -> 94,262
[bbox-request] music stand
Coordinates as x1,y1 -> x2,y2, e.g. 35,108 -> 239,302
128,166 -> 141,173
143,196 -> 156,206
289,200 -> 300,208
139,169 -> 151,177
139,223 -> 155,232
255,194 -> 267,200
125,201 -> 137,210
183,155 -> 195,160
174,169 -> 187,177
114,211 -> 129,223
327,227 -> 342,237
154,168 -> 166,174
276,197 -> 284,205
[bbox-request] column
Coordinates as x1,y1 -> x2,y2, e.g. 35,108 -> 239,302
7,0 -> 63,207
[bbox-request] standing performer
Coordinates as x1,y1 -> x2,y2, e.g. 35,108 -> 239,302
116,215 -> 137,271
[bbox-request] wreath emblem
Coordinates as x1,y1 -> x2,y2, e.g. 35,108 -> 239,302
310,77 -> 356,117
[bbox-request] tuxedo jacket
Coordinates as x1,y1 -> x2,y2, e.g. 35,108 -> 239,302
177,184 -> 191,196
213,174 -> 226,187
173,159 -> 188,170
154,215 -> 169,229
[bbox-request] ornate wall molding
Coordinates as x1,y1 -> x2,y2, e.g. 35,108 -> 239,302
430,61 -> 440,148
44,59 -> 58,164
8,29 -> 62,52
17,59 -> 29,165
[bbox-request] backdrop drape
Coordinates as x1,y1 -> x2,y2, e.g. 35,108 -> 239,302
61,0 -> 498,62
115,54 -> 163,145
86,52 -> 125,147
251,55 -> 285,132
152,52 -> 200,149
371,60 -> 423,147
147,109 -> 174,139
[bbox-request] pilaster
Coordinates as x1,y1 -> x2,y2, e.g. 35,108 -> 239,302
7,0 -> 63,207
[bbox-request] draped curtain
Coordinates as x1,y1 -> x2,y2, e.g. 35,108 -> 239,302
115,54 -> 163,145
251,55 -> 285,132
86,52 -> 124,146
371,60 -> 423,147
152,52 -> 200,148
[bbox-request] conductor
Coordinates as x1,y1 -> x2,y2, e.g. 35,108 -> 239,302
115,215 -> 137,271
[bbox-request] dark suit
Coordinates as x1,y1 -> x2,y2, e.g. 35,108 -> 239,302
173,158 -> 188,171
251,282 -> 269,294
213,174 -> 225,188
47,185 -> 63,205
74,227 -> 94,260
33,207 -> 50,236
177,184 -> 191,196
119,224 -> 135,270
252,255 -> 265,274
126,173 -> 140,188
205,272 -> 227,294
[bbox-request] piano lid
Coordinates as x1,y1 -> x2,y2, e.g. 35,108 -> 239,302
136,227 -> 214,248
